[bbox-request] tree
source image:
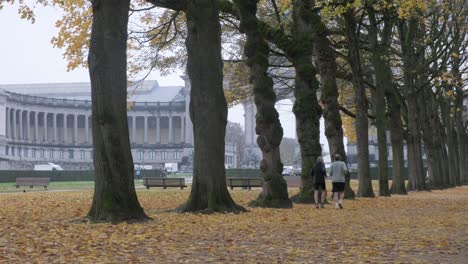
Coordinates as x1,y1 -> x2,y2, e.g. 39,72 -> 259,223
312,0 -> 356,199
181,0 -> 245,213
87,0 -> 148,222
342,6 -> 375,197
235,0 -> 292,208
367,6 -> 392,197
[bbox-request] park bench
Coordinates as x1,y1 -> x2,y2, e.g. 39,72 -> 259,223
226,177 -> 263,190
15,177 -> 50,190
143,177 -> 186,189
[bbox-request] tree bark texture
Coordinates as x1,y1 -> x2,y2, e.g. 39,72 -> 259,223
87,0 -> 148,222
398,20 -> 426,191
182,0 -> 245,213
235,0 -> 292,208
441,101 -> 459,187
289,0 -> 323,203
456,91 -> 468,185
343,9 -> 374,197
386,88 -> 406,194
368,10 -> 391,197
313,3 -> 355,199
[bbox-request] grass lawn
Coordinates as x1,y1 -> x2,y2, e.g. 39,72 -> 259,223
0,185 -> 466,263
0,180 -> 150,192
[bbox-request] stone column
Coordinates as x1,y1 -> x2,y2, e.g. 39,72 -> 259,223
63,114 -> 68,144
19,110 -> 23,140
156,116 -> 161,144
243,101 -> 257,146
168,115 -> 173,143
73,114 -> 78,144
5,108 -> 9,138
35,112 -> 39,142
26,111 -> 30,141
144,116 -> 148,144
53,113 -> 57,142
180,116 -> 185,143
85,115 -> 89,143
182,75 -> 193,145
43,112 -> 48,142
12,109 -> 16,140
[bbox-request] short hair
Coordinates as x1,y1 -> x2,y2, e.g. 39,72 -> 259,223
316,156 -> 323,163
334,154 -> 341,161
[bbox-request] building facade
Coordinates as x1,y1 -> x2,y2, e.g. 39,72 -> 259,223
0,77 -> 240,170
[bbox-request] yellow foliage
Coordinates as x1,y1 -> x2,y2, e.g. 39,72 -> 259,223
0,186 -> 467,262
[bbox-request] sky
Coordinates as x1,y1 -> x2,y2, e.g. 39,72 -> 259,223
0,4 -> 333,148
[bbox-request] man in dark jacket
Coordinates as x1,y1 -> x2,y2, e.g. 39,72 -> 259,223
311,156 -> 327,208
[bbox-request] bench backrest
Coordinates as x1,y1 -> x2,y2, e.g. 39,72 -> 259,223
16,177 -> 50,185
227,177 -> 263,186
143,178 -> 185,186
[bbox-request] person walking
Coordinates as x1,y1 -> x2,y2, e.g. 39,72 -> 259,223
329,154 -> 348,209
311,156 -> 327,208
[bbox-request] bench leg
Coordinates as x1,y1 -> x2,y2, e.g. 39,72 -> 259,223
146,186 -> 150,190
231,186 -> 233,190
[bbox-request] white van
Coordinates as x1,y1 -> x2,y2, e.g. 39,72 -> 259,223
33,163 -> 63,171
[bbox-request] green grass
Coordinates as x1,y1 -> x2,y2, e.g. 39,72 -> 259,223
0,180 -> 148,193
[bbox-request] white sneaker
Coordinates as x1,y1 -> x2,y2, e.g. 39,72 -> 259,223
335,203 -> 339,209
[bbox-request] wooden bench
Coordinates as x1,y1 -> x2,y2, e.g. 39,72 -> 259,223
143,177 -> 186,189
226,177 -> 263,190
16,178 -> 50,190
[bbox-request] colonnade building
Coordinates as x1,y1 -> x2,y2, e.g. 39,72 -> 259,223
0,77 -> 241,170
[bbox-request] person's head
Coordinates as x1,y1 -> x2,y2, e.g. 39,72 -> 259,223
316,156 -> 323,163
334,154 -> 341,161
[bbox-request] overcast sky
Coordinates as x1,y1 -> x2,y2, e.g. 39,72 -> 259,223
0,5 -> 336,146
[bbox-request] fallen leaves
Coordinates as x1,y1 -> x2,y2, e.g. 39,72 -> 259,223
0,186 -> 467,263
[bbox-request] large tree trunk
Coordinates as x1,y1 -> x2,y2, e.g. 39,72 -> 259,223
455,90 -> 468,185
289,0 -> 323,204
398,20 -> 426,191
87,0 -> 148,222
235,0 -> 292,208
368,10 -> 391,197
181,0 -> 245,213
313,5 -> 355,199
386,89 -> 407,194
343,9 -> 375,197
406,100 -> 425,191
441,102 -> 459,187
418,87 -> 439,189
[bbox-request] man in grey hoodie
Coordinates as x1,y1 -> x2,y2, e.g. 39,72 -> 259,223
329,154 -> 348,209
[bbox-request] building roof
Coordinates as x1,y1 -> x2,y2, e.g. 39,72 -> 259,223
0,80 -> 185,103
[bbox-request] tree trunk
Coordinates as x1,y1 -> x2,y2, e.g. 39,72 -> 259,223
418,87 -> 439,189
406,100 -> 425,191
398,20 -> 426,191
367,10 -> 391,197
313,5 -> 355,199
289,0 -> 323,204
455,90 -> 468,185
441,102 -> 459,187
181,0 -> 245,213
87,0 -> 148,222
386,90 -> 407,194
343,9 -> 374,197
235,0 -> 292,208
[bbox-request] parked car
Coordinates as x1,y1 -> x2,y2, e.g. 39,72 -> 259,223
34,163 -> 63,171
282,166 -> 294,176
293,167 -> 302,176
